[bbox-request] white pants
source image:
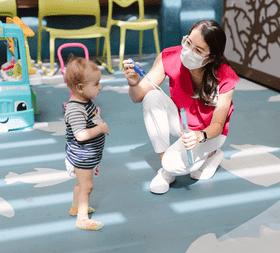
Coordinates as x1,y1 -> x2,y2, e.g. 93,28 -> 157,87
143,90 -> 226,176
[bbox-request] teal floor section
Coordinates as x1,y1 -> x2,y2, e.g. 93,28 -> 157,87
1,56 -> 280,253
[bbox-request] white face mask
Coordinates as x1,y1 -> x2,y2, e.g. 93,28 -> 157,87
180,44 -> 209,70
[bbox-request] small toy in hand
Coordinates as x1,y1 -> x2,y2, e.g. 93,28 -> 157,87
126,58 -> 170,98
128,58 -> 145,76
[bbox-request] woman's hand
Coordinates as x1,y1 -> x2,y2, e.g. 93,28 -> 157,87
180,130 -> 202,150
123,59 -> 141,86
122,54 -> 165,103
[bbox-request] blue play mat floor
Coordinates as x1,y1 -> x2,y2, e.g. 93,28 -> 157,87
1,55 -> 280,253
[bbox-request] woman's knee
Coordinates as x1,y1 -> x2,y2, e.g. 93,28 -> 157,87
162,152 -> 181,175
161,139 -> 188,175
143,90 -> 163,109
162,153 -> 207,176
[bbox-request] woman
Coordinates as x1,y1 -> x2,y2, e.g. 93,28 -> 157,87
123,20 -> 239,194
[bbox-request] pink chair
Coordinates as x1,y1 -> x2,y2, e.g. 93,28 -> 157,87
58,43 -> 101,113
58,43 -> 101,114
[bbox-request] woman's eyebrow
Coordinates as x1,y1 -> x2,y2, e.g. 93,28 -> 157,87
188,37 -> 206,50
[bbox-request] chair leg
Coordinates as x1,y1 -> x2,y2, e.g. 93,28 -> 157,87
49,37 -> 55,75
105,35 -> 114,73
24,37 -> 35,75
37,32 -> 55,76
153,27 -> 161,55
96,35 -> 114,74
102,26 -> 112,61
102,41 -> 107,62
119,28 -> 127,70
37,27 -> 43,64
24,37 -> 31,72
96,37 -> 100,57
139,30 -> 143,59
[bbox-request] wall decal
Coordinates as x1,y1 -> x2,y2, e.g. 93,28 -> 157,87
223,0 -> 280,90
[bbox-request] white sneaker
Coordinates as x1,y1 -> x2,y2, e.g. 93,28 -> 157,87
190,149 -> 224,180
150,168 -> 175,194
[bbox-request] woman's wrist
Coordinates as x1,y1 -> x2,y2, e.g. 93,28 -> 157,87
199,130 -> 207,143
128,79 -> 140,87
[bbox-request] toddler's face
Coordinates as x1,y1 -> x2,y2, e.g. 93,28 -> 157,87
82,70 -> 102,100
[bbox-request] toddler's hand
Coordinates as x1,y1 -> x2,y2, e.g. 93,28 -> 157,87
98,120 -> 109,135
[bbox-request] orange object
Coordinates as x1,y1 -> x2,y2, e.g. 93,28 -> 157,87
6,16 -> 36,76
7,16 -> 35,37
28,69 -> 36,75
6,37 -> 15,55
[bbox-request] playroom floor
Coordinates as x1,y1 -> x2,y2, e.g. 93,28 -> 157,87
1,55 -> 280,253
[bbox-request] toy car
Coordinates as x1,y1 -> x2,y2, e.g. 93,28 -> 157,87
0,20 -> 34,132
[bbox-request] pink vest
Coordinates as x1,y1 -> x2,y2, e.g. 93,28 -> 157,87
162,46 -> 239,136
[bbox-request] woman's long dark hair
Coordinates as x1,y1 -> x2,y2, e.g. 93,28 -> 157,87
189,20 -> 228,106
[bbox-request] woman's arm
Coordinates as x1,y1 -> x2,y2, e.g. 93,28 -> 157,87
123,53 -> 166,103
204,88 -> 235,139
181,88 -> 235,150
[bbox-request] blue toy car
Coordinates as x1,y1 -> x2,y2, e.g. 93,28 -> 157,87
0,21 -> 34,132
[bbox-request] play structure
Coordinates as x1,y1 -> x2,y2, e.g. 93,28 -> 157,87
0,19 -> 35,131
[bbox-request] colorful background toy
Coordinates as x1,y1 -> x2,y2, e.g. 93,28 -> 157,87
0,20 -> 34,131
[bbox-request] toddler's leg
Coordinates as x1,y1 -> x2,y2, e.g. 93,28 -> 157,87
74,167 -> 104,230
69,181 -> 95,216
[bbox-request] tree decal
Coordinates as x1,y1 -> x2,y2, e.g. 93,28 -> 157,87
223,0 -> 280,67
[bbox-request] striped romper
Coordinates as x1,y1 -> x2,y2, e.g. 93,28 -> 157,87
65,100 -> 105,171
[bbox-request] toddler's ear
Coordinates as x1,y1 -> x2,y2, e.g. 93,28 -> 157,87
76,83 -> 84,93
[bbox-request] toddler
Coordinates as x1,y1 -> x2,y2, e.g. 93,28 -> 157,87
64,57 -> 109,230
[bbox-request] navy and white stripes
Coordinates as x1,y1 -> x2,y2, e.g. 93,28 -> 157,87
65,100 -> 105,170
